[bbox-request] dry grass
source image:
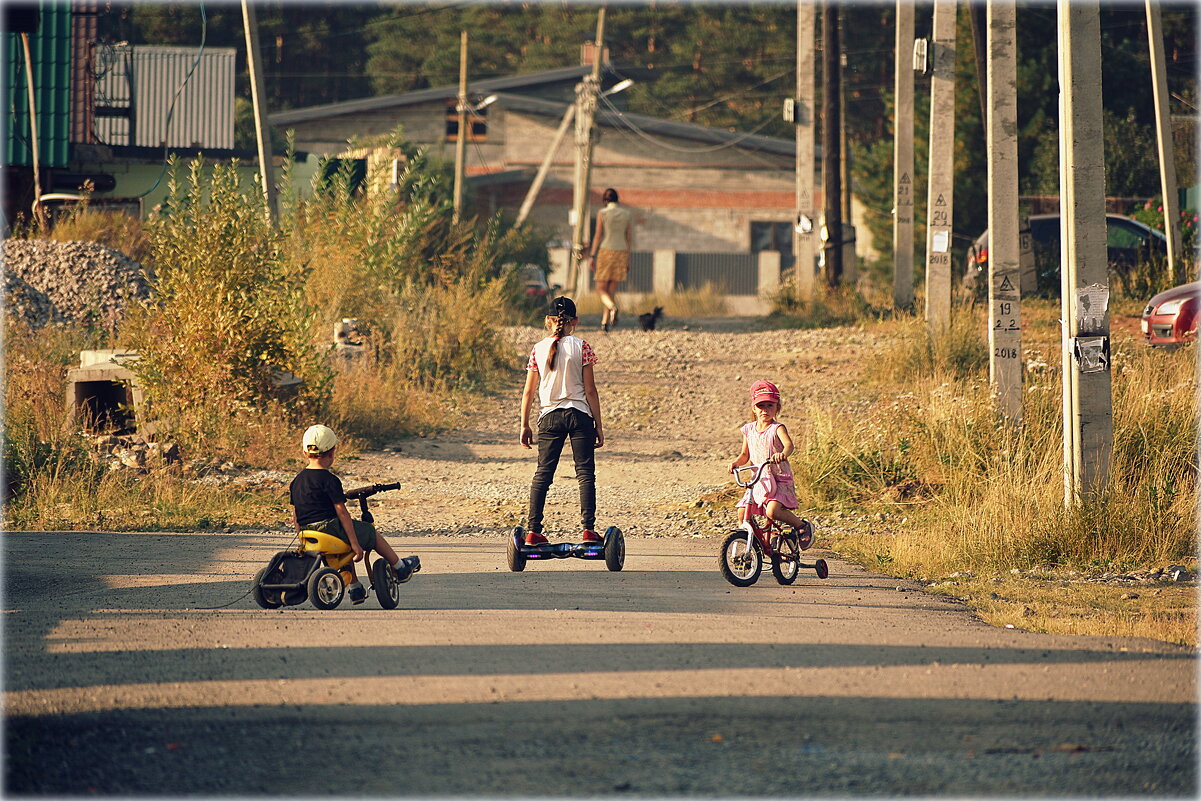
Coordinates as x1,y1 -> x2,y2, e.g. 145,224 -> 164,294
573,283 -> 729,318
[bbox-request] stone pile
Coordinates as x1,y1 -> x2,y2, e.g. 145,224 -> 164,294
89,434 -> 180,473
3,239 -> 151,329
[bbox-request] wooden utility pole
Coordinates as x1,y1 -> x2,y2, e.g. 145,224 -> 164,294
924,0 -> 957,330
242,0 -> 277,223
892,0 -> 915,310
516,105 -> 575,228
987,0 -> 1022,424
1146,0 -> 1182,284
569,8 -> 607,295
453,31 -> 469,224
839,20 -> 856,284
794,1 -> 817,302
821,1 -> 842,286
1058,0 -> 1113,504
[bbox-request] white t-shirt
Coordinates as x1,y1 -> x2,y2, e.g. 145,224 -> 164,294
526,335 -> 598,419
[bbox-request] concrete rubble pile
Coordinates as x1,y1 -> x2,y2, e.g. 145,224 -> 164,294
3,239 -> 151,329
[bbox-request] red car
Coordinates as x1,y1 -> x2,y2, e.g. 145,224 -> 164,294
1141,281 -> 1200,347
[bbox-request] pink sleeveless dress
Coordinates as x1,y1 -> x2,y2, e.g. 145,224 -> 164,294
735,421 -> 799,512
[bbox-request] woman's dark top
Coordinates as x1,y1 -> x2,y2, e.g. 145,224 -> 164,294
289,468 -> 346,526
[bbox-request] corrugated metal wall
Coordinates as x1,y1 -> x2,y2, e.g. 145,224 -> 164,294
93,45 -> 235,149
625,252 -> 653,294
676,252 -> 758,295
5,2 -> 73,168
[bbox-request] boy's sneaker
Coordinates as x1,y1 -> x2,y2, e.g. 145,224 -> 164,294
393,556 -> 421,583
581,529 -> 602,543
347,581 -> 367,605
525,531 -> 549,546
797,520 -> 814,550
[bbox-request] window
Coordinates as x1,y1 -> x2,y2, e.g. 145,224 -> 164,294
446,102 -> 488,142
750,221 -> 795,271
1106,220 -> 1147,250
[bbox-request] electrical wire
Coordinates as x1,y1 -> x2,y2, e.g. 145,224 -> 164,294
131,3 -> 208,200
598,90 -> 780,155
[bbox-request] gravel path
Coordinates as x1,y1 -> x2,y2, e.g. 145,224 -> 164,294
345,316 -> 884,542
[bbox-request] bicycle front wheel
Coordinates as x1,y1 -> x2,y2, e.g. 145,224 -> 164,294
719,531 -> 762,587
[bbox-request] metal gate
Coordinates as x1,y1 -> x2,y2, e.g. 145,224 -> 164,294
676,252 -> 758,295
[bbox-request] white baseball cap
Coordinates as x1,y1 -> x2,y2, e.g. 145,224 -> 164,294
302,424 -> 338,454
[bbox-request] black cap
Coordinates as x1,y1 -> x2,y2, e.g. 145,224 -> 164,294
552,296 -> 577,318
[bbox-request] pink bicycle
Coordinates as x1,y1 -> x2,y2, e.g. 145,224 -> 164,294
719,462 -> 828,587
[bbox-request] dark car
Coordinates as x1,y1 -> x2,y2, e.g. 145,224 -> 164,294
963,213 -> 1168,297
1141,281 -> 1200,347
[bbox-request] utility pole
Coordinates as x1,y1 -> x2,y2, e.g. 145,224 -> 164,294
987,0 -> 1021,424
242,0 -> 277,223
569,7 -> 606,295
821,1 -> 842,287
794,1 -> 817,302
892,0 -> 915,310
516,105 -> 575,228
1058,0 -> 1112,505
1146,0 -> 1181,284
453,31 -> 469,225
839,20 -> 856,284
924,0 -> 956,331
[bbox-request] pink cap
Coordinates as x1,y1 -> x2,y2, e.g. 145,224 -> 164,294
750,380 -> 780,404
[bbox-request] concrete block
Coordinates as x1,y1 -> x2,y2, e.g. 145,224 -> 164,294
653,250 -> 676,295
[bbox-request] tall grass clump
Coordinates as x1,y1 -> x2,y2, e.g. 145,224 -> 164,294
816,324 -> 1196,577
770,284 -> 885,328
123,158 -> 330,460
280,135 -> 539,443
2,322 -> 106,512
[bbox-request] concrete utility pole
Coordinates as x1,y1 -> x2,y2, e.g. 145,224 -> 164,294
1057,0 -> 1113,505
242,0 -> 277,223
892,0 -> 915,310
569,8 -> 607,295
986,0 -> 1022,424
453,31 -> 469,225
1146,0 -> 1182,284
794,1 -> 817,302
821,1 -> 842,286
924,0 -> 957,330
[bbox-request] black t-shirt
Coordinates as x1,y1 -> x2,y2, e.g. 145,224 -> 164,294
289,468 -> 346,526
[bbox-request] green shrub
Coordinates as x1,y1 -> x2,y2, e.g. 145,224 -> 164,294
124,158 -> 331,459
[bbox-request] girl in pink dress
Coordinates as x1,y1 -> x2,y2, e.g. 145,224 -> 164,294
728,380 -> 813,549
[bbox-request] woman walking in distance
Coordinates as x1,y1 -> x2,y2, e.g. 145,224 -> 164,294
588,188 -> 633,332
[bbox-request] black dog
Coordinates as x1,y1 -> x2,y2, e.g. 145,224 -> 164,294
638,307 -> 664,331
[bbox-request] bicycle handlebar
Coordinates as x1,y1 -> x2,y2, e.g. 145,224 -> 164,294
732,462 -> 770,489
344,481 -> 401,500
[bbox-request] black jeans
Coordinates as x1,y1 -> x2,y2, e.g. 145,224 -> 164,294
527,407 -> 597,533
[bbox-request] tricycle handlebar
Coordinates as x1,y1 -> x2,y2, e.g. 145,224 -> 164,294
344,481 -> 401,500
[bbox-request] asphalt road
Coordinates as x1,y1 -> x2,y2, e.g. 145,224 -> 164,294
4,530 -> 1195,796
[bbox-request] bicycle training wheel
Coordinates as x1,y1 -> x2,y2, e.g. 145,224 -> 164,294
718,531 -> 762,587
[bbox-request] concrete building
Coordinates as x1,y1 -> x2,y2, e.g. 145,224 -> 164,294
270,65 -> 821,306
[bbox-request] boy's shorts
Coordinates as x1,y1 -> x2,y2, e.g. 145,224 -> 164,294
307,518 -> 377,552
